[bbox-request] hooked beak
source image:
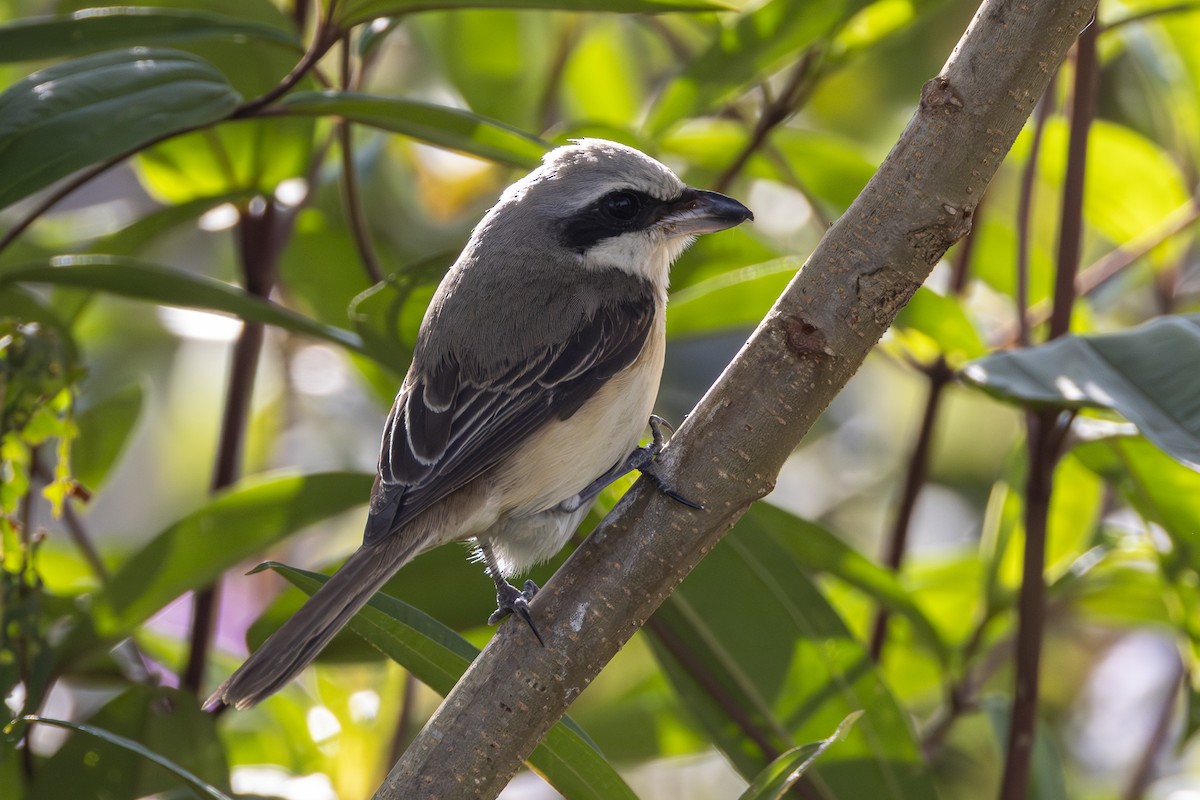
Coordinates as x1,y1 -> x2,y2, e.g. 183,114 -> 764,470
660,189 -> 754,237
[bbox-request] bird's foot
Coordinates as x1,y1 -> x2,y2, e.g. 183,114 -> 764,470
489,579 -> 544,646
639,416 -> 704,510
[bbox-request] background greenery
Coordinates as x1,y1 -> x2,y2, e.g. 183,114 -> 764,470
1,0 -> 1199,798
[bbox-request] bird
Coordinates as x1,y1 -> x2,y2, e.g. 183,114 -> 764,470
207,139 -> 753,710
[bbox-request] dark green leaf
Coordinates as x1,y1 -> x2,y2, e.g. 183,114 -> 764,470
0,256 -> 370,356
279,91 -> 548,168
651,512 -> 938,798
27,687 -> 231,800
962,314 -> 1200,468
73,382 -> 144,491
738,712 -> 861,800
648,0 -> 868,133
335,0 -> 729,28
751,504 -> 949,662
0,8 -> 300,63
273,564 -> 639,800
0,48 -> 240,210
90,471 -> 373,638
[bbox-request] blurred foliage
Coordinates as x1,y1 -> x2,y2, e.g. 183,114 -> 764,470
0,0 -> 1199,798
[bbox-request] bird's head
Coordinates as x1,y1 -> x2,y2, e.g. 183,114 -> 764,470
485,139 -> 753,291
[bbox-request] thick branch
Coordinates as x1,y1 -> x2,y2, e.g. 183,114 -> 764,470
375,1 -> 1097,797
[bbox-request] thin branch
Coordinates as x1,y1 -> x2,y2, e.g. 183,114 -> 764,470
232,19 -> 341,119
714,50 -> 823,194
182,202 -> 283,696
338,35 -> 385,285
999,18 -> 1097,800
373,3 -> 1098,796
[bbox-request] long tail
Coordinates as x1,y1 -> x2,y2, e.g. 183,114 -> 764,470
207,535 -> 420,710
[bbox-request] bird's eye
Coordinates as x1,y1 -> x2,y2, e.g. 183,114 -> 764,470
602,191 -> 640,221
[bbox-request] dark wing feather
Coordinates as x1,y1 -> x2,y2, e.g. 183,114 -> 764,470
364,294 -> 655,547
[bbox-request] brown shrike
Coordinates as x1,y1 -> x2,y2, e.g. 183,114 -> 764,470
209,139 -> 752,710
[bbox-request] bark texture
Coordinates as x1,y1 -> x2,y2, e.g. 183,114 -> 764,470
375,1 -> 1098,796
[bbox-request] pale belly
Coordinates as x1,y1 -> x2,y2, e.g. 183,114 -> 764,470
483,323 -> 666,574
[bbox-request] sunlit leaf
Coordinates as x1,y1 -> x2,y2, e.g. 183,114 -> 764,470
0,8 -> 300,63
648,0 -> 869,133
0,48 -> 240,210
650,510 -> 938,798
1075,435 -> 1200,571
891,286 -> 986,363
335,0 -> 729,28
667,257 -> 798,339
89,471 -> 373,638
27,687 -> 231,800
280,90 -> 548,168
0,256 -> 370,356
962,314 -> 1200,468
273,564 -> 639,800
737,712 -> 861,800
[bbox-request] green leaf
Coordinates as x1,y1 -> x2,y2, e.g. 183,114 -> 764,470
752,503 -> 948,662
279,91 -> 548,168
272,564 -> 640,800
667,257 -> 799,339
0,48 -> 240,211
26,687 -> 231,800
1075,435 -> 1200,572
89,471 -> 373,639
892,286 -> 986,364
73,382 -> 144,491
0,256 -> 370,356
738,712 -> 861,800
335,0 -> 729,29
88,191 -> 256,255
0,8 -> 301,63
962,314 -> 1200,468
648,0 -> 869,133
650,511 -> 938,798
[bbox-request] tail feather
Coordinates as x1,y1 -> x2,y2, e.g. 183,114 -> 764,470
207,535 -> 419,710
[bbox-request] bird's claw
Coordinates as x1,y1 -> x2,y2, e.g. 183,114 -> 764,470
489,579 -> 544,646
640,416 -> 705,511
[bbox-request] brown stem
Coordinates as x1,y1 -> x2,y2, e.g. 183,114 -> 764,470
868,359 -> 952,662
714,50 -> 822,194
32,460 -> 108,581
232,20 -> 340,119
182,201 -> 284,696
998,19 -> 1096,800
338,36 -> 385,285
